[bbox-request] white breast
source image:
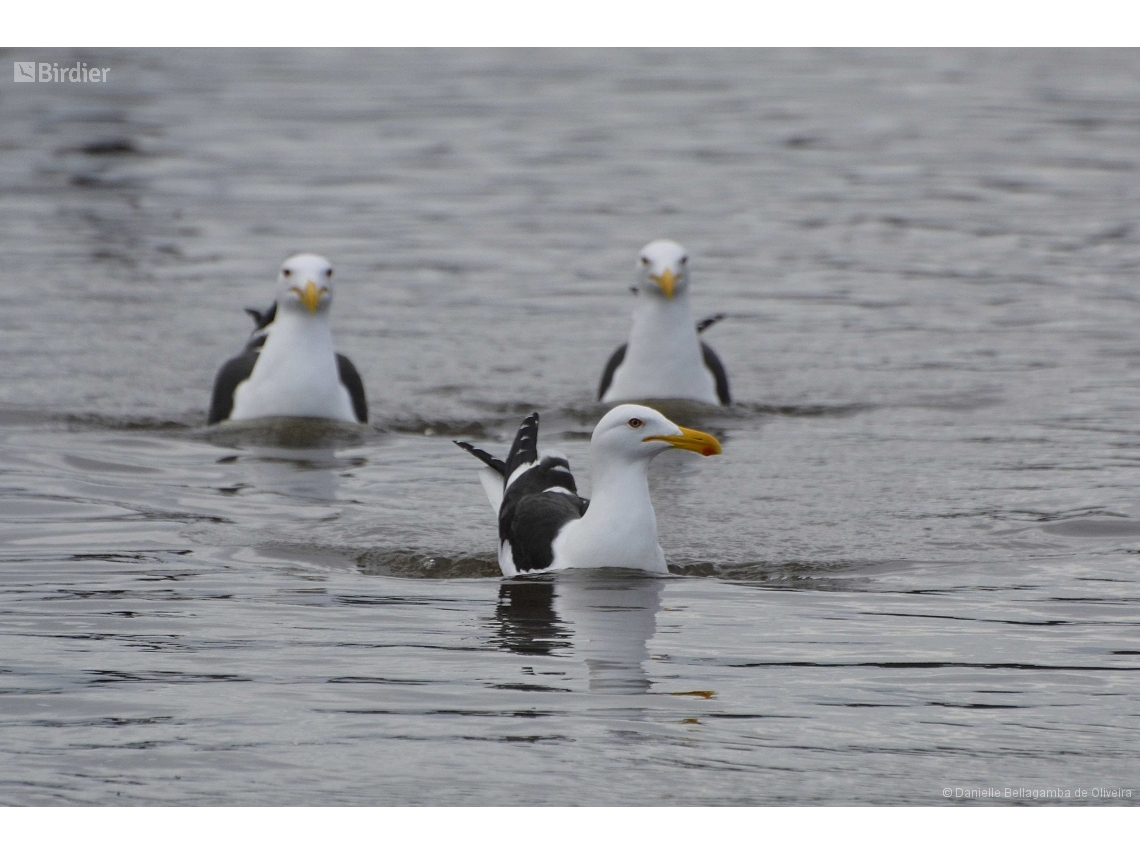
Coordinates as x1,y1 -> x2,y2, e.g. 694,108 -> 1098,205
230,315 -> 357,422
603,296 -> 718,404
548,463 -> 669,574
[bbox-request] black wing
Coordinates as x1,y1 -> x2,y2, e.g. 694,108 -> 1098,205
242,303 -> 277,351
504,412 -> 540,478
335,354 -> 368,423
461,412 -> 588,572
500,456 -> 588,572
455,441 -> 506,477
207,349 -> 260,425
696,313 -> 726,334
453,411 -> 540,489
701,342 -> 731,405
244,302 -> 276,331
597,343 -> 627,401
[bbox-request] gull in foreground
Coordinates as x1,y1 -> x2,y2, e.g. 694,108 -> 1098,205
457,404 -> 721,577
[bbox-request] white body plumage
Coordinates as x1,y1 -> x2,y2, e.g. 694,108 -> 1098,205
230,309 -> 357,422
602,292 -> 719,405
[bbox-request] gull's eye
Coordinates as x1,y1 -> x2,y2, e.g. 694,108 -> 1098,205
680,255 -> 688,264
325,268 -> 333,277
283,268 -> 292,277
640,256 -> 650,265
628,417 -> 644,429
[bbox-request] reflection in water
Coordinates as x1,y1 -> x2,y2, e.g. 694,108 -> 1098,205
494,582 -> 571,656
231,447 -> 343,502
206,416 -> 374,503
495,570 -> 664,694
205,416 -> 373,449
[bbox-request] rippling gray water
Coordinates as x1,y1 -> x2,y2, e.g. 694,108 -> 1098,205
1,48 -> 1139,805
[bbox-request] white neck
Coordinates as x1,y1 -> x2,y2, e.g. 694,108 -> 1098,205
230,310 -> 357,422
260,310 -> 335,361
603,293 -> 718,404
630,292 -> 700,354
552,451 -> 667,573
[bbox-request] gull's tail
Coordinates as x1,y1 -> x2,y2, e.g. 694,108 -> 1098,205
455,440 -> 508,513
454,441 -> 506,476
455,413 -> 540,513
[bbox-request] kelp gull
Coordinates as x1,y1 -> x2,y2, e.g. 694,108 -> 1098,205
457,405 -> 721,577
598,239 -> 730,405
207,253 -> 367,425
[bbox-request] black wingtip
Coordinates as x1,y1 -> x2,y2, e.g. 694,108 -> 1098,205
244,302 -> 277,331
504,412 -> 540,477
598,344 -> 628,401
455,440 -> 507,476
696,313 -> 726,334
700,341 -> 731,405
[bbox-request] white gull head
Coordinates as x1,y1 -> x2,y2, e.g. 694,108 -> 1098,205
275,252 -> 335,317
589,403 -> 721,465
549,404 -> 721,574
635,239 -> 690,301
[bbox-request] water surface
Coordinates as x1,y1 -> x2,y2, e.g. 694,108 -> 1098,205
1,49 -> 1139,805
